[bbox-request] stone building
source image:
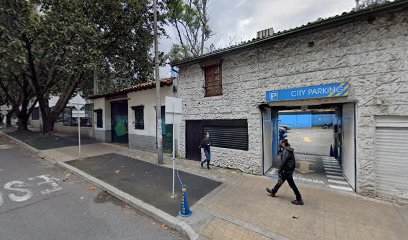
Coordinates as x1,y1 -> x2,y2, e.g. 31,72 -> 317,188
173,1 -> 408,203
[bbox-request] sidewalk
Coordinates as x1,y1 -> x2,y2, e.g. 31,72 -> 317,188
2,130 -> 407,240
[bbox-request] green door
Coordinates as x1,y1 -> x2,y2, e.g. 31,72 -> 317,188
161,106 -> 173,153
111,100 -> 128,143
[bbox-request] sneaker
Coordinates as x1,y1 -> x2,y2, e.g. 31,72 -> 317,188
265,188 -> 276,197
291,199 -> 304,205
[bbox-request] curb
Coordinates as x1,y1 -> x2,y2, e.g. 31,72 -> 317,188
0,130 -> 56,164
0,130 -> 199,240
56,162 -> 199,240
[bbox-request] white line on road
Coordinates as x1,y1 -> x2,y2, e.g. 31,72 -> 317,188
326,175 -> 345,180
326,171 -> 343,176
328,179 -> 349,185
329,185 -> 353,191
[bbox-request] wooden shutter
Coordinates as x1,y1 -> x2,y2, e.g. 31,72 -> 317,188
204,64 -> 222,97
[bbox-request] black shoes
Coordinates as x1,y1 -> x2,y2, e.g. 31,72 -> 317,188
266,188 -> 276,197
291,199 -> 304,205
207,165 -> 211,169
200,161 -> 204,168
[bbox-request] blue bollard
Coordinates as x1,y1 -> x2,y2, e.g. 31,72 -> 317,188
179,184 -> 192,217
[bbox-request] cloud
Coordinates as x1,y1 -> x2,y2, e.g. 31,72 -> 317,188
160,0 -> 356,76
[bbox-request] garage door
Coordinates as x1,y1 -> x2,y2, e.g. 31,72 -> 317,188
375,116 -> 408,202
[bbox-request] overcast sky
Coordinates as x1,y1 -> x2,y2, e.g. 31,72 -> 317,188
160,0 -> 357,76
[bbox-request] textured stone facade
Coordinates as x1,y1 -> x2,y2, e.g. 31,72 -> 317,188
177,9 -> 408,198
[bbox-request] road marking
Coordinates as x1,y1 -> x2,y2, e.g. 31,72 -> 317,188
4,181 -> 33,202
325,169 -> 342,173
326,171 -> 343,176
328,179 -> 349,185
327,175 -> 345,180
1,174 -> 62,206
329,185 -> 353,191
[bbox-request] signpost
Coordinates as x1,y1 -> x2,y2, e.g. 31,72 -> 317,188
266,82 -> 350,102
72,108 -> 85,158
165,97 -> 182,198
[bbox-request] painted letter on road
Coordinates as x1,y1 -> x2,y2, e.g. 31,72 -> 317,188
4,181 -> 33,202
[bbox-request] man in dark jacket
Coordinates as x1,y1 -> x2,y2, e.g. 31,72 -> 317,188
200,132 -> 211,169
266,139 -> 304,205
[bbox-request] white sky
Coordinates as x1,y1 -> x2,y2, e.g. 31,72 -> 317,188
160,0 -> 357,76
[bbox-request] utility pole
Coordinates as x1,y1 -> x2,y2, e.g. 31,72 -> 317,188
154,0 -> 163,164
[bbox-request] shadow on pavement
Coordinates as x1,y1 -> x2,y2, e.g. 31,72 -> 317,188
67,153 -> 222,216
5,129 -> 99,150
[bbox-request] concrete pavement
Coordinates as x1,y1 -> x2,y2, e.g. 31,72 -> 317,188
2,129 -> 408,240
0,134 -> 183,240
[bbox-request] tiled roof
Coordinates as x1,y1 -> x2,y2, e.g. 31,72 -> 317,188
172,0 -> 408,66
89,78 -> 174,99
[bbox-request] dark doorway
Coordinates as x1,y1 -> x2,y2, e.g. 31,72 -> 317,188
111,100 -> 128,143
161,106 -> 173,153
186,120 -> 203,161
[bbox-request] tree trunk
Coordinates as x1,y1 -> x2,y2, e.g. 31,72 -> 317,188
6,113 -> 12,127
18,112 -> 29,131
42,116 -> 55,134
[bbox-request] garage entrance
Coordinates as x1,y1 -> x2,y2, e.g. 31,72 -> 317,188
262,103 -> 356,192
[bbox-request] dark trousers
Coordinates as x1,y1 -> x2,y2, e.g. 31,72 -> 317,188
201,149 -> 211,166
272,172 -> 302,200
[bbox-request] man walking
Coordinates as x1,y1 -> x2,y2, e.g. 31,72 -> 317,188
266,139 -> 304,205
200,132 -> 211,169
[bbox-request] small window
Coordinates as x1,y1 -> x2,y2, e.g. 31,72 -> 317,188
32,107 -> 40,120
94,109 -> 103,128
131,106 -> 144,129
204,64 -> 222,97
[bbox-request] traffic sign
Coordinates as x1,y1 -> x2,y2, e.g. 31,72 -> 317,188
72,110 -> 85,118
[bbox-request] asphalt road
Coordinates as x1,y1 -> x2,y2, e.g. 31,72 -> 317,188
0,135 -> 182,240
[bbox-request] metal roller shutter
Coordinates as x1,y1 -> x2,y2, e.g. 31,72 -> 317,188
375,116 -> 408,201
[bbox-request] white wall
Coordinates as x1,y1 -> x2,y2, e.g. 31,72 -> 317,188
127,86 -> 174,137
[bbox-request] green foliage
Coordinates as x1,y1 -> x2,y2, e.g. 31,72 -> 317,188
165,0 -> 212,61
1,0 -> 162,132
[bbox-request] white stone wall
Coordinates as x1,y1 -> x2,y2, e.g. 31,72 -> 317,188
177,10 -> 408,197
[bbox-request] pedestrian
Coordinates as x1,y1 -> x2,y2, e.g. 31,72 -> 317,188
266,139 -> 304,205
200,132 -> 211,169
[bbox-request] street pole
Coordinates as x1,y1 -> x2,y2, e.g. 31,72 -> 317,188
78,115 -> 81,158
154,0 -> 163,164
172,101 -> 175,198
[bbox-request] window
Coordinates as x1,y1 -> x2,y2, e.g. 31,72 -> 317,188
32,107 -> 40,120
94,109 -> 103,128
204,64 -> 222,97
131,105 -> 144,129
203,119 -> 248,151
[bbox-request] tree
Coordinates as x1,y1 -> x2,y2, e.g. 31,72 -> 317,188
1,0 -> 159,133
355,0 -> 389,10
165,0 -> 212,61
0,1 -> 37,130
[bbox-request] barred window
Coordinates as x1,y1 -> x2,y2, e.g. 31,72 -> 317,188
94,109 -> 103,128
131,105 -> 144,130
204,64 -> 222,97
